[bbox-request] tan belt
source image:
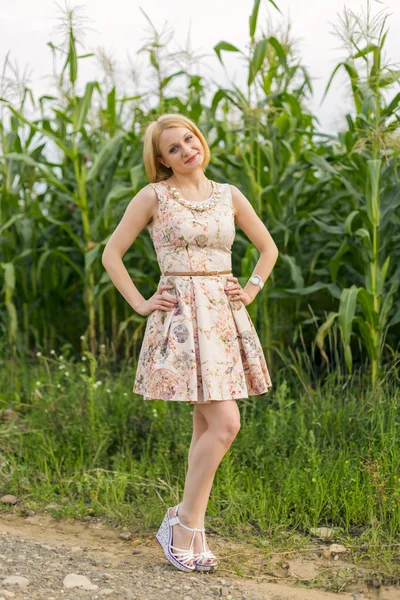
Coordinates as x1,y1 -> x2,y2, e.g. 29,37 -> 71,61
163,270 -> 232,276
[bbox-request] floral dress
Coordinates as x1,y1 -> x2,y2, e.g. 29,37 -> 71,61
133,181 -> 272,404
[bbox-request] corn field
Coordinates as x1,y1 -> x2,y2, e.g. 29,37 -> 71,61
1,0 -> 399,388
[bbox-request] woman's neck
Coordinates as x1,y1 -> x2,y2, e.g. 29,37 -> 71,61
170,169 -> 208,191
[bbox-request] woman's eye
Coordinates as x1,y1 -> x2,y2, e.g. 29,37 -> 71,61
186,136 -> 193,142
170,147 -> 178,153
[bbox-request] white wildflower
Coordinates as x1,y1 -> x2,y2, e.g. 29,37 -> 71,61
59,364 -> 65,370
80,335 -> 85,340
81,356 -> 87,361
36,381 -> 41,386
123,392 -> 128,397
36,351 -> 42,357
59,355 -> 64,361
50,349 -> 56,355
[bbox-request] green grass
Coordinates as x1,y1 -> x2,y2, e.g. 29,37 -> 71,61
1,348 -> 399,583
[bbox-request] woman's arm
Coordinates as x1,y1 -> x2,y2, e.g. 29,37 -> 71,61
101,185 -> 176,315
230,184 -> 279,302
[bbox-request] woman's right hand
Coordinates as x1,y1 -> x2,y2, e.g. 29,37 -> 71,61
136,284 -> 178,316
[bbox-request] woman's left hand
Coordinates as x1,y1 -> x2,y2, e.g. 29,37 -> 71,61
224,276 -> 252,307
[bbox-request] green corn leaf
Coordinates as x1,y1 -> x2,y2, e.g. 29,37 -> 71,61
85,245 -> 101,271
379,281 -> 399,329
304,151 -> 338,174
249,0 -> 261,38
338,286 -> 359,372
329,241 -> 351,283
37,249 -> 85,281
358,288 -> 379,328
354,317 -> 379,360
75,81 -> 97,131
248,38 -> 268,86
86,132 -> 125,182
379,68 -> 400,87
344,211 -> 359,234
160,70 -> 186,90
367,159 -> 381,226
282,282 -> 342,300
268,37 -> 288,71
352,43 -> 378,59
69,30 -> 78,84
377,255 -> 391,295
281,254 -> 304,288
339,287 -> 359,372
8,107 -> 75,160
214,42 -> 241,65
43,215 -> 84,250
315,311 -> 339,362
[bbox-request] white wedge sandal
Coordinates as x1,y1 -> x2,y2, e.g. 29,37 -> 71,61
193,527 -> 218,571
155,504 -> 198,572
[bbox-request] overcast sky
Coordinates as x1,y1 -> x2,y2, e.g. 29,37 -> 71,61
1,0 -> 399,132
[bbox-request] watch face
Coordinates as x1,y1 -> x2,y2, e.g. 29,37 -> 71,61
250,275 -> 263,288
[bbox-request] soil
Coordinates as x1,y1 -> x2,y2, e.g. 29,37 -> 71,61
0,511 -> 399,600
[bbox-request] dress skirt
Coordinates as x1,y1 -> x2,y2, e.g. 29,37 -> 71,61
133,273 -> 272,404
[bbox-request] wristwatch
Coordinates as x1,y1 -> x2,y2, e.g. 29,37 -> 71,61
249,274 -> 264,290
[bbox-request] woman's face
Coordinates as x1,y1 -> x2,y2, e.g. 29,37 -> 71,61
158,127 -> 204,175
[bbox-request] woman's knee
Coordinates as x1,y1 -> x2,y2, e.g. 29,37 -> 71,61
214,419 -> 241,446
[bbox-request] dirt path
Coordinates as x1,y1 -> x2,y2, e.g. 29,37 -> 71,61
0,511 -> 398,600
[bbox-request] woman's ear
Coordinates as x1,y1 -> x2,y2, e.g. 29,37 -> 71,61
157,156 -> 170,169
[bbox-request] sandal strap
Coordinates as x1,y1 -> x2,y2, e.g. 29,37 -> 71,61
168,504 -> 198,533
168,515 -> 197,532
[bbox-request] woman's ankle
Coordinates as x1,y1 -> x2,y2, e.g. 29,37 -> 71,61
177,504 -> 203,529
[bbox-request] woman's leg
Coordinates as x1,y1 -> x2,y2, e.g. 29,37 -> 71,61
169,400 -> 241,562
188,405 -> 208,468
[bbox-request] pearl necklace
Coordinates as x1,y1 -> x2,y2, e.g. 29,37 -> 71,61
167,180 -> 221,212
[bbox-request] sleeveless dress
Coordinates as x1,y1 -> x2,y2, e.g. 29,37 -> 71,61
133,181 -> 272,404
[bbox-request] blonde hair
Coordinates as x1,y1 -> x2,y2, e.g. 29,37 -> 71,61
143,113 -> 210,182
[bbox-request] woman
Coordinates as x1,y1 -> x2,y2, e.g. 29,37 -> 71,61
102,113 -> 278,573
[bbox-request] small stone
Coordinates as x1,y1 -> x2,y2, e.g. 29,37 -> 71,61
83,516 -> 92,521
119,532 -> 132,541
310,526 -> 335,539
27,510 -> 35,517
0,495 -> 18,505
99,590 -> 115,596
40,544 -> 53,550
221,587 -> 230,597
63,573 -> 98,591
329,543 -> 347,554
2,576 -> 30,588
70,546 -> 82,553
132,548 -> 140,555
44,503 -> 58,510
0,591 -> 16,599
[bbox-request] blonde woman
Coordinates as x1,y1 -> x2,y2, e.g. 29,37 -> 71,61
102,113 -> 278,572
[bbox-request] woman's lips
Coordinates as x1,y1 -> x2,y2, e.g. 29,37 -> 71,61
185,153 -> 198,163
